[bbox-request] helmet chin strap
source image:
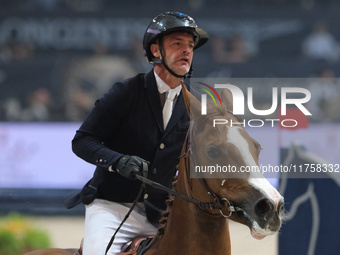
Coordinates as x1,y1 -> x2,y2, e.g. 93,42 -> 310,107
154,41 -> 193,79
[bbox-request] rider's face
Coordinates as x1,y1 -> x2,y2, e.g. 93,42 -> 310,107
154,32 -> 195,76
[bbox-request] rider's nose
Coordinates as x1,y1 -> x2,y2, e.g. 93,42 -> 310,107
182,44 -> 192,54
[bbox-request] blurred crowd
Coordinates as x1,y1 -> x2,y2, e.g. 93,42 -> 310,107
1,1 -> 340,123
1,0 -> 340,12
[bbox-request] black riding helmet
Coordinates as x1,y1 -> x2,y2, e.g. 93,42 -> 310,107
143,12 -> 209,78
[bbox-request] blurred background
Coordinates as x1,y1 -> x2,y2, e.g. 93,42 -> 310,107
0,0 -> 339,254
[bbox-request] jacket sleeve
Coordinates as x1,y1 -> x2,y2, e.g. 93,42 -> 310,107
71,78 -> 136,169
72,131 -> 122,169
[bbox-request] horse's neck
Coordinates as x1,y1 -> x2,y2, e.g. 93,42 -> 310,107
161,198 -> 231,255
146,170 -> 232,255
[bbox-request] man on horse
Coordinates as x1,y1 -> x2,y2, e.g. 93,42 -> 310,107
69,12 -> 209,254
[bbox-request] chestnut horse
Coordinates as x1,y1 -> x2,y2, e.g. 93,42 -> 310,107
25,85 -> 284,255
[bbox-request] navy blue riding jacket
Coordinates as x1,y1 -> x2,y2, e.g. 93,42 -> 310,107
71,69 -> 190,226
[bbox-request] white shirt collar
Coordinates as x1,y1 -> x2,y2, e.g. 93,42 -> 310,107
154,70 -> 182,96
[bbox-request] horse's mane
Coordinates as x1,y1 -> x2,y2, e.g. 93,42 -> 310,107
157,177 -> 176,236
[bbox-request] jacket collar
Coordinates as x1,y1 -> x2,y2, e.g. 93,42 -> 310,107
144,69 -> 187,135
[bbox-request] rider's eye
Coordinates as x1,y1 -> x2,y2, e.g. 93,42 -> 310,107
206,145 -> 222,160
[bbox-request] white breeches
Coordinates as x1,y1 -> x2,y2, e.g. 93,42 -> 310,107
83,199 -> 157,255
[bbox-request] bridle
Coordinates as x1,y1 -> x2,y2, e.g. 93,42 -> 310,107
179,120 -> 243,218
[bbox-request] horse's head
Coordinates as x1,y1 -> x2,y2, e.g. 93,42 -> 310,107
181,83 -> 284,239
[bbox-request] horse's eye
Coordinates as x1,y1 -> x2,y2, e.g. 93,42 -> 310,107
206,145 -> 222,160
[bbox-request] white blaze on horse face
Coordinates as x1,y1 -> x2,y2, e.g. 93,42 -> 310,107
226,127 -> 282,211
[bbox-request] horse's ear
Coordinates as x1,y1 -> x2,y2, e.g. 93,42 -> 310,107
181,81 -> 201,119
221,88 -> 233,111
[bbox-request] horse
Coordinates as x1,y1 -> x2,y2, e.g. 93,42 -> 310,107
25,84 -> 284,255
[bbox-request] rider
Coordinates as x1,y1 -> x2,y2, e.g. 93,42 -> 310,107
70,12 -> 208,254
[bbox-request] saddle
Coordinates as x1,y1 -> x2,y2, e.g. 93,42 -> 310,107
75,236 -> 152,255
119,236 -> 154,255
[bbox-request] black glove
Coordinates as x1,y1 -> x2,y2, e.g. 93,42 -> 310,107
116,155 -> 148,180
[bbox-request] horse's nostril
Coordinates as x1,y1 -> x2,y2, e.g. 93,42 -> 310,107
255,199 -> 273,218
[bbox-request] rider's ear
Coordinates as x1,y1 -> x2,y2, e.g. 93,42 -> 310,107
221,87 -> 233,111
150,43 -> 161,59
